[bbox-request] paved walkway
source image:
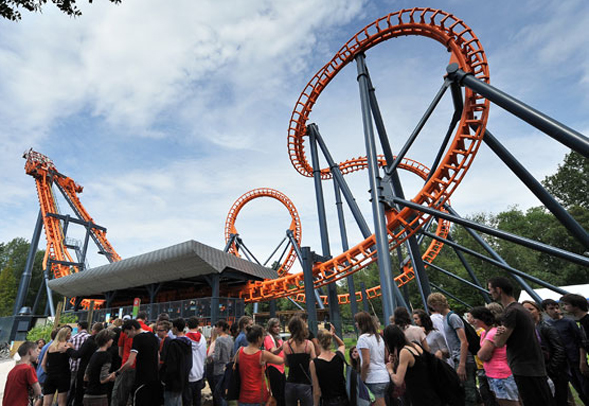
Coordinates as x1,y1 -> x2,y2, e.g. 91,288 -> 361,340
0,357 -> 17,398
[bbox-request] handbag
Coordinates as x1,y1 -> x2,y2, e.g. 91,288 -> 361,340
221,349 -> 241,400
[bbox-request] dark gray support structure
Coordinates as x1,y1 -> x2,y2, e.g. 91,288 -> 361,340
358,54 -> 430,307
395,246 -> 411,306
32,278 -> 45,315
223,233 -> 238,253
446,63 -> 589,158
332,176 -> 359,323
420,229 -> 568,297
73,296 -> 83,312
308,126 -> 342,337
446,235 -> 492,303
424,260 -> 492,295
483,129 -> 589,248
204,274 -> 220,324
392,197 -> 589,267
356,53 -> 408,322
14,210 -> 44,315
301,247 -> 318,336
360,282 -> 370,313
269,300 -> 276,318
444,205 -> 547,303
104,291 -> 117,309
310,124 -> 372,239
427,81 -> 464,182
431,282 -> 472,309
43,268 -> 55,317
387,79 -> 450,174
286,230 -> 325,310
145,283 -> 162,320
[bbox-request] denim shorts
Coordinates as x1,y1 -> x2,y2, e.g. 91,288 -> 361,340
365,382 -> 389,398
487,375 -> 520,401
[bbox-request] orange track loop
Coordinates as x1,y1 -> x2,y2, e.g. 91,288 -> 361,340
224,188 -> 302,276
235,8 -> 489,303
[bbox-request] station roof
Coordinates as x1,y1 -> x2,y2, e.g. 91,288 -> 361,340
47,240 -> 278,298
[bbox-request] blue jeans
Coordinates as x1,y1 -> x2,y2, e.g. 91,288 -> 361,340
164,391 -> 183,406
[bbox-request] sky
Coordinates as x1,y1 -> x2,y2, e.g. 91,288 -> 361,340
0,0 -> 587,274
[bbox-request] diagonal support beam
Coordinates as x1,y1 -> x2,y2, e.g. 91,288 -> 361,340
392,197 -> 589,267
483,128 -> 589,249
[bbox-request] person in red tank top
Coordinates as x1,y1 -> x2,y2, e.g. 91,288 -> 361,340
238,325 -> 284,405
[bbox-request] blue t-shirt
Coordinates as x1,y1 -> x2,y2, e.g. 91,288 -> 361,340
233,332 -> 248,355
36,341 -> 51,383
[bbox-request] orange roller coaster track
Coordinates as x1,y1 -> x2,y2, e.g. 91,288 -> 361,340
224,188 -> 302,276
24,149 -> 121,307
234,8 -> 489,303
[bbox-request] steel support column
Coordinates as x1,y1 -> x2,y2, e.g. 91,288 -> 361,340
332,176 -> 359,323
308,126 -> 341,337
356,53 -> 407,322
269,300 -> 276,319
310,124 -> 372,238
360,282 -> 370,313
302,247 -> 318,336
43,269 -> 55,317
32,278 -> 45,315
446,234 -> 492,303
446,63 -> 589,158
14,210 -> 44,315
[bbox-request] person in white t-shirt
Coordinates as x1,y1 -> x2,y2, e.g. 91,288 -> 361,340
354,311 -> 388,406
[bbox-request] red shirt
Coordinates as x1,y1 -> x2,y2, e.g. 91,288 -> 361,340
119,332 -> 135,368
2,363 -> 37,406
138,320 -> 152,332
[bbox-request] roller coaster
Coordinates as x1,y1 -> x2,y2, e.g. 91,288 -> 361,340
14,8 -> 589,327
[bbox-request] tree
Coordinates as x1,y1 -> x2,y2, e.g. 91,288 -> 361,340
0,260 -> 18,316
542,151 -> 588,209
0,0 -> 121,21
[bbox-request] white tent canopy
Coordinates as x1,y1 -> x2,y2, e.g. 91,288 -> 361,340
518,284 -> 589,303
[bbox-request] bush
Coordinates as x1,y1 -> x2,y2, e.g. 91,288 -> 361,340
26,313 -> 78,342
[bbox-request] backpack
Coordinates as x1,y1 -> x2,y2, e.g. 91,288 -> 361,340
345,366 -> 375,406
447,311 -> 481,355
420,346 -> 465,406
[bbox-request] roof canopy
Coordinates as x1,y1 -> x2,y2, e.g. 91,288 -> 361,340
47,240 -> 278,297
518,284 -> 589,303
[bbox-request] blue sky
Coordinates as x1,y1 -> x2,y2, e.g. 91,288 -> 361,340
0,0 -> 587,272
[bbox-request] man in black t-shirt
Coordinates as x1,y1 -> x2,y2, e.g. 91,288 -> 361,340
488,277 -> 554,406
116,319 -> 161,406
560,294 -> 589,385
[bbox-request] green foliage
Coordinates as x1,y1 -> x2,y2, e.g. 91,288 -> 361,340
0,260 -> 18,316
542,151 -> 588,209
0,0 -> 122,21
0,238 -> 50,316
26,320 -> 53,342
25,312 -> 78,342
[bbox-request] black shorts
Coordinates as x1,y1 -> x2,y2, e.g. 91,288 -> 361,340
43,373 -> 71,394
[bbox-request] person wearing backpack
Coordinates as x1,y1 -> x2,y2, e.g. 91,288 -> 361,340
383,325 -> 443,405
428,292 -> 480,406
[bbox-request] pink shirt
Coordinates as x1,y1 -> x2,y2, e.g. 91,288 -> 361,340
264,335 -> 284,373
480,328 -> 512,379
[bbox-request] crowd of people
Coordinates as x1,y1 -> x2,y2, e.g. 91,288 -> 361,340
3,276 -> 589,406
